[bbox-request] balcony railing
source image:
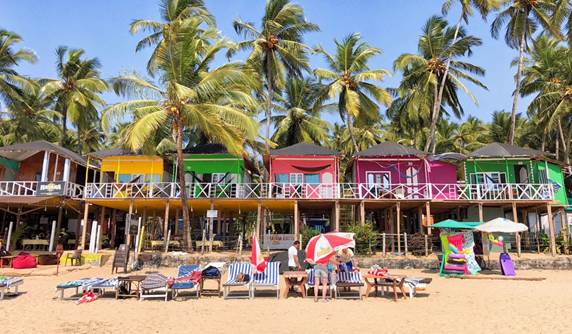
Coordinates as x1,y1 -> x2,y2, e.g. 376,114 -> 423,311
83,182 -> 554,201
0,181 -> 84,198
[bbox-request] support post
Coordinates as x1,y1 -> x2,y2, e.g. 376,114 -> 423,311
404,232 -> 408,257
424,235 -> 429,256
382,232 -> 386,257
333,201 -> 340,232
478,203 -> 484,223
209,202 -> 214,253
49,220 -> 56,252
560,210 -> 569,255
359,201 -> 365,226
40,151 -> 50,182
163,201 -> 170,248
56,205 -> 64,234
81,203 -> 90,249
62,158 -> 71,182
512,202 -> 520,257
256,202 -> 262,239
418,206 -> 423,234
294,201 -> 299,241
425,201 -> 432,236
547,205 -> 556,256
396,203 -> 402,255
6,221 -> 13,252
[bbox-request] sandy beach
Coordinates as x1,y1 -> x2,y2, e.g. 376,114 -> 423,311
1,264 -> 571,334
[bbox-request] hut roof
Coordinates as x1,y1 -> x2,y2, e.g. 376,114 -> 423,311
355,141 -> 425,157
270,143 -> 337,156
0,141 -> 86,166
468,142 -> 544,158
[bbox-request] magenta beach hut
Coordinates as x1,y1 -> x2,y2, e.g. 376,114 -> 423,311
352,142 -> 458,200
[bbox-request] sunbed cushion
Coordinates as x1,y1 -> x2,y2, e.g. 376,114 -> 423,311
57,278 -> 103,289
178,265 -> 200,277
223,262 -> 252,286
141,273 -> 168,290
89,278 -> 118,289
337,271 -> 363,285
252,262 -> 279,286
0,277 -> 23,287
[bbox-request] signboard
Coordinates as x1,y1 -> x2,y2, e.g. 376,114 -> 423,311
36,181 -> 66,196
206,210 -> 218,218
263,234 -> 295,250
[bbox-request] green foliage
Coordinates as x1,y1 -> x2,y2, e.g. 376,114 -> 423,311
300,227 -> 320,246
342,223 -> 379,255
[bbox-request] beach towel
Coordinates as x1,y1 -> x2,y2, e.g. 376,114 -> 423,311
462,231 -> 481,275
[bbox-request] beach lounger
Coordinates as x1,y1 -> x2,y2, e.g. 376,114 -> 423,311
404,277 -> 432,298
0,277 -> 23,300
335,271 -> 364,300
223,262 -> 252,299
56,278 -> 105,300
140,273 -> 169,301
171,264 -> 200,299
85,277 -> 119,297
251,262 -> 279,299
305,269 -> 334,298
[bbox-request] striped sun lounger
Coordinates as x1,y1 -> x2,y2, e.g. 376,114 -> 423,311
140,273 -> 169,301
172,265 -> 200,299
223,262 -> 252,299
305,269 -> 335,297
85,278 -> 119,296
56,278 -> 105,300
0,277 -> 24,300
404,277 -> 432,298
251,262 -> 279,299
335,271 -> 364,300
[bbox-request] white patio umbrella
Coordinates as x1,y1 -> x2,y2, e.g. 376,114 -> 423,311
475,218 -> 528,233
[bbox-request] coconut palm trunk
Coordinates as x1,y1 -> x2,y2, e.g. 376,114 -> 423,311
509,31 -> 527,145
346,112 -> 359,153
175,120 -> 192,251
61,107 -> 68,146
427,15 -> 463,153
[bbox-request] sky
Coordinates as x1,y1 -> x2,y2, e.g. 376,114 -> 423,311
1,0 -> 529,125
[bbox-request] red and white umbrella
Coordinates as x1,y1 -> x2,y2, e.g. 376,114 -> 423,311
250,233 -> 266,273
305,232 -> 355,265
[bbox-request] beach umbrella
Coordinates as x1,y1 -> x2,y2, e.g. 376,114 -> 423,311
305,232 -> 355,265
475,218 -> 528,233
250,233 -> 266,273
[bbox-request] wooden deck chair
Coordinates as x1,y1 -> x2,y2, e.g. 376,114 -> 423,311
140,273 -> 169,301
0,277 -> 23,300
223,262 -> 252,299
171,265 -> 200,299
335,271 -> 364,300
112,244 -> 130,274
251,262 -> 280,299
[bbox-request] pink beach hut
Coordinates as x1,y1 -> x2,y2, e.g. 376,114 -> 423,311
351,142 -> 458,200
267,143 -> 338,199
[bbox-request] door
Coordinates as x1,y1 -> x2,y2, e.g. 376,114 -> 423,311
405,166 -> 419,198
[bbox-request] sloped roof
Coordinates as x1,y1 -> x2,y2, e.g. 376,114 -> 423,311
468,142 -> 544,158
0,141 -> 86,166
185,143 -> 228,154
355,141 -> 425,157
270,143 -> 337,156
89,147 -> 139,159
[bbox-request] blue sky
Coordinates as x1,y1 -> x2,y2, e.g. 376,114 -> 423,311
1,0 -> 527,124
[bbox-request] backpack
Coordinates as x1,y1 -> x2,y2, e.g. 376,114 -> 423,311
202,266 -> 220,278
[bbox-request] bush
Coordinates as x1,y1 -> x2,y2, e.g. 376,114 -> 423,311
301,227 -> 320,246
343,223 -> 379,255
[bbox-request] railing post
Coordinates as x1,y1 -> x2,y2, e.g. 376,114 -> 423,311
427,183 -> 432,199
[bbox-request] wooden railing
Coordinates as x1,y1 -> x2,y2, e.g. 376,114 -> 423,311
0,181 -> 84,197
83,182 -> 554,201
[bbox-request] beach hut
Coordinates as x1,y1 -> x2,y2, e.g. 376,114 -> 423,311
0,140 -> 89,250
90,148 -> 166,185
268,143 -> 338,199
352,141 -> 458,200
184,143 -> 255,198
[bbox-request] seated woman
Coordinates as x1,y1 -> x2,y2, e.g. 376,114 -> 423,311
337,247 -> 358,271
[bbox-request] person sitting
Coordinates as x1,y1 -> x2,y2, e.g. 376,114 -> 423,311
337,247 -> 358,271
0,240 -> 9,257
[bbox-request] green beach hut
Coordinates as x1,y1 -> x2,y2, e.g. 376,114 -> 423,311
465,142 -> 567,205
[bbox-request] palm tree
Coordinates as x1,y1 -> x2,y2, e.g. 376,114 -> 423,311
435,119 -> 460,153
1,80 -> 60,144
314,33 -> 391,154
429,0 -> 501,152
40,47 -> 107,149
270,78 -> 331,146
130,0 -> 214,75
491,0 -> 562,145
104,21 -> 258,250
232,0 -> 319,154
394,16 -> 487,153
489,110 -> 530,145
455,116 -> 489,153
0,29 -> 36,108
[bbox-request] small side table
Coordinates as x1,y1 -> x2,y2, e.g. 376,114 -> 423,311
282,271 -> 307,298
0,255 -> 15,268
199,275 -> 222,297
116,275 -> 146,299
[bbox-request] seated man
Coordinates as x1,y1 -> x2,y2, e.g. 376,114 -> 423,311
337,247 -> 357,271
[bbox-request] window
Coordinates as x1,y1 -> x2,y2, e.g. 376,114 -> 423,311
366,172 -> 390,188
145,174 -> 161,183
290,173 -> 303,184
304,174 -> 320,184
118,174 -> 132,183
275,174 -> 288,183
212,173 -> 226,183
470,172 -> 506,185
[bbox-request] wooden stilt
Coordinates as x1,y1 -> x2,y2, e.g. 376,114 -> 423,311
512,202 -> 521,257
81,203 -> 89,249
396,202 -> 401,255
478,203 -> 484,223
359,201 -> 365,226
425,202 -> 432,236
547,205 -> 556,256
333,201 -> 340,232
163,201 -> 170,245
560,210 -> 569,255
110,209 -> 117,248
256,202 -> 262,238
294,201 -> 299,241
418,206 -> 423,234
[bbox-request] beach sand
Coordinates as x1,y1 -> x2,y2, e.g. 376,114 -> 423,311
0,265 -> 570,334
